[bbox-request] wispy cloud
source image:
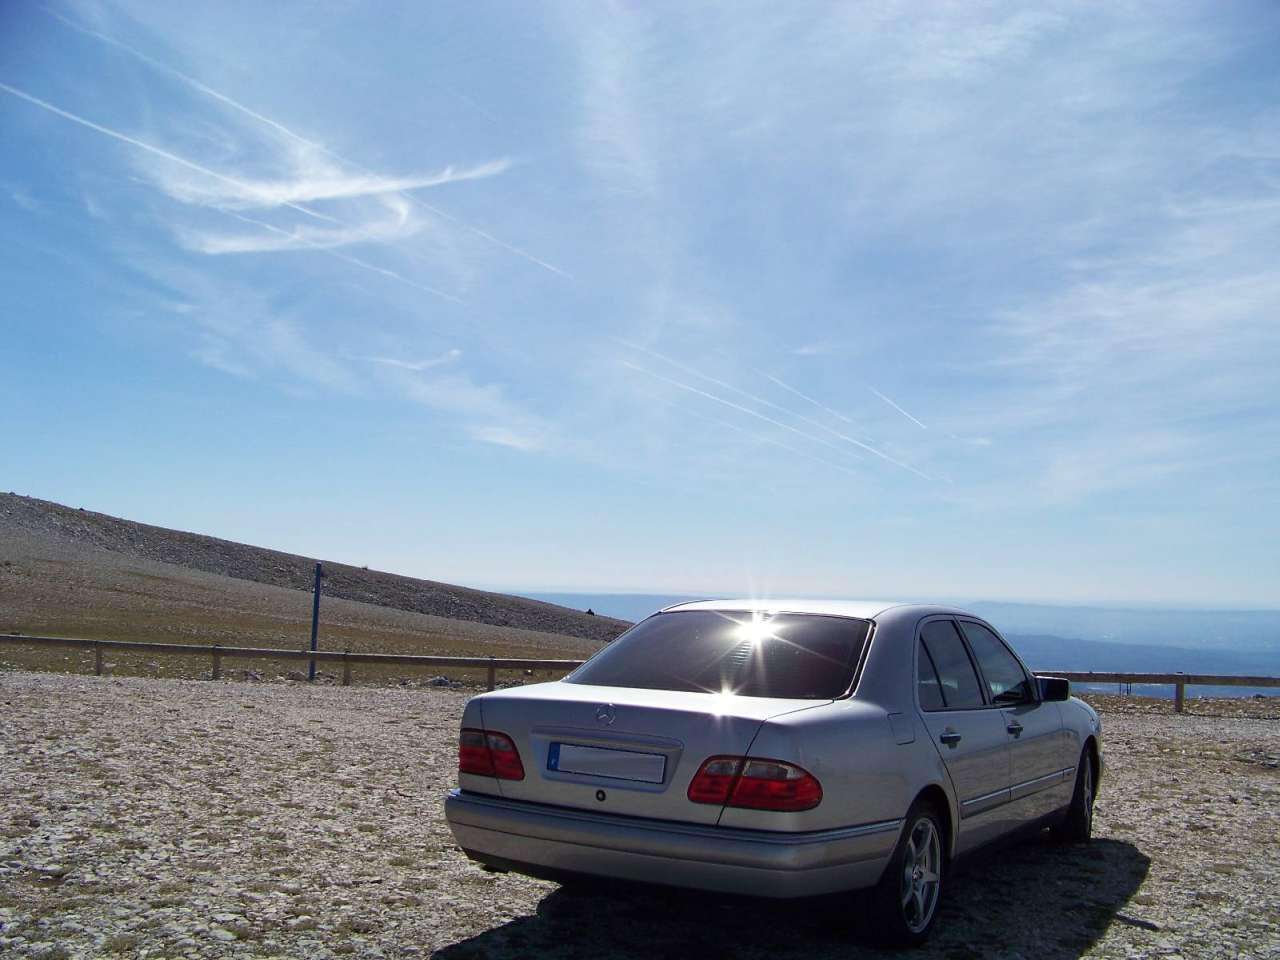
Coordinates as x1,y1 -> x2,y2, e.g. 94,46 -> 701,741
44,8 -> 568,279
213,210 -> 462,304
471,425 -> 543,451
395,368 -> 551,453
9,187 -> 39,211
364,349 -> 462,372
0,83 -> 336,225
165,284 -> 355,392
179,194 -> 415,254
790,343 -> 834,357
154,157 -> 511,210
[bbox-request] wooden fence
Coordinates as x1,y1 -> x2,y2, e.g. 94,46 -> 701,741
0,634 -> 581,691
1036,670 -> 1280,713
1,634 -> 1277,709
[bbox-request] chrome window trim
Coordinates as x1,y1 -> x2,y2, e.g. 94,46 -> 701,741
1010,767 -> 1072,796
958,786 -> 1012,818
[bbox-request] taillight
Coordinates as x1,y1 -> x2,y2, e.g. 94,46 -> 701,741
458,728 -> 525,781
687,756 -> 822,812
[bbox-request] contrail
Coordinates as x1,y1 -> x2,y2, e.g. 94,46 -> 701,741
869,386 -> 928,429
620,339 -> 800,421
758,369 -> 860,427
44,8 -> 329,152
1,82 -> 463,303
622,361 -> 890,473
43,8 -> 571,279
224,212 -> 462,304
619,341 -> 932,480
0,82 -> 338,225
647,394 -> 864,479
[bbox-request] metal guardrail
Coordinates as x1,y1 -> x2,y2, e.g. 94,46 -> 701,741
1,635 -> 1277,708
0,634 -> 584,690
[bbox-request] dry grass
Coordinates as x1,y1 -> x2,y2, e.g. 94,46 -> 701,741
0,557 -> 597,687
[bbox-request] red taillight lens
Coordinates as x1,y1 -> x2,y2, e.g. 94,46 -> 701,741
458,728 -> 525,781
687,756 -> 822,812
730,759 -> 823,811
687,756 -> 741,804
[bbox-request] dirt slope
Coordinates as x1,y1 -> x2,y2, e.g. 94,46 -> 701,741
0,493 -> 629,645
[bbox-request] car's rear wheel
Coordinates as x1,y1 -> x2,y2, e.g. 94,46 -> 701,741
866,800 -> 945,946
1052,747 -> 1095,844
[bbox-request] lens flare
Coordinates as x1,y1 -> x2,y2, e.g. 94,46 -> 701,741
736,612 -> 778,645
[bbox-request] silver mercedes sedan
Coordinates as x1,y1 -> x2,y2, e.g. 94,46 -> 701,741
444,600 -> 1103,945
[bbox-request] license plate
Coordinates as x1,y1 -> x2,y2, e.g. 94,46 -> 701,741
547,742 -> 667,784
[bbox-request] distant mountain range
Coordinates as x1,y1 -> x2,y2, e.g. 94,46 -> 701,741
965,601 -> 1280,654
527,592 -> 1280,698
3,493 -> 1274,698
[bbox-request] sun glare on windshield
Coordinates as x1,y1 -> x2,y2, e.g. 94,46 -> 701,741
734,612 -> 779,646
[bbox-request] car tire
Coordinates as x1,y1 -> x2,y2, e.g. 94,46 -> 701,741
866,799 -> 946,947
1051,747 -> 1095,844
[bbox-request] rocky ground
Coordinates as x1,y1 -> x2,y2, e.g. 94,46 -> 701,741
1,673 -> 1277,960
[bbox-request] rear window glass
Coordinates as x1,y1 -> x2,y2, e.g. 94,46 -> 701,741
567,611 -> 872,699
919,619 -> 986,709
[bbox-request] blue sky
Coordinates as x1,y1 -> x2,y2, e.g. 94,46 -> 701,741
2,1 -> 1278,607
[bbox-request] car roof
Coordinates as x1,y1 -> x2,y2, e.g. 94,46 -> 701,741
658,598 -> 977,621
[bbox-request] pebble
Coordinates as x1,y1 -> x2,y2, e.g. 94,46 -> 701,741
1,675 -> 1277,959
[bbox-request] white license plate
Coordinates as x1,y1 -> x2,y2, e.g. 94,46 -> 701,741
547,742 -> 667,784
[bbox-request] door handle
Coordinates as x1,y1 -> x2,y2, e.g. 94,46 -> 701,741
1006,721 -> 1024,737
939,731 -> 962,746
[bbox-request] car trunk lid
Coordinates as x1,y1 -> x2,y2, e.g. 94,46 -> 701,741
473,681 -> 827,824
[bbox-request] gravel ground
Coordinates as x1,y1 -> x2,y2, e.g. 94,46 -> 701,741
1,673 -> 1277,960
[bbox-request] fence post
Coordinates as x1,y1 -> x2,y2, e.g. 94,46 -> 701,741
212,645 -> 222,681
342,651 -> 352,687
1174,679 -> 1185,714
94,642 -> 103,677
487,657 -> 496,692
308,562 -> 324,682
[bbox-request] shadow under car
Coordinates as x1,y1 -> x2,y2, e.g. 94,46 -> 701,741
433,834 -> 1151,960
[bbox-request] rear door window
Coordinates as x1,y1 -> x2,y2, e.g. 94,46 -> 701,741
918,619 -> 986,709
916,639 -> 946,711
960,621 -> 1035,704
567,611 -> 871,699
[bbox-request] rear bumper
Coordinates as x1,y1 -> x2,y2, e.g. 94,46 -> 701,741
444,789 -> 901,898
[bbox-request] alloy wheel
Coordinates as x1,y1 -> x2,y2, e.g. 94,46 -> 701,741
900,815 -> 941,934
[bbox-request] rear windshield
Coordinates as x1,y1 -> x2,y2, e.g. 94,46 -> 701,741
566,611 -> 872,699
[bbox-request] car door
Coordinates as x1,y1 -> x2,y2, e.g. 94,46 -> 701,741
915,618 -> 1013,854
958,619 -> 1071,822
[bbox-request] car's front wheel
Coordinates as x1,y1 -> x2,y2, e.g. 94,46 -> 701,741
866,800 -> 945,946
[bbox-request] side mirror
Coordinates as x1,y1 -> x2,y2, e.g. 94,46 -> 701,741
1036,676 -> 1070,702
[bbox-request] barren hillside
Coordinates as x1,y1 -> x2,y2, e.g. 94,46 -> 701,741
0,494 -> 629,660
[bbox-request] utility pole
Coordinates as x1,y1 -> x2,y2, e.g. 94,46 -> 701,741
308,562 -> 324,682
